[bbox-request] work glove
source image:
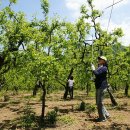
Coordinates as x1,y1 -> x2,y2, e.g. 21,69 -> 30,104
91,63 -> 95,71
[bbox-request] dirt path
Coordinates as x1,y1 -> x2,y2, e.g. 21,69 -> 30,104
0,91 -> 130,130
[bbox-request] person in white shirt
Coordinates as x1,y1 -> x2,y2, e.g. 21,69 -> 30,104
68,76 -> 74,99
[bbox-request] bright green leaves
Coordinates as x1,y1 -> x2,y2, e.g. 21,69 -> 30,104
80,5 -> 88,15
9,0 -> 17,4
4,7 -> 14,19
113,28 -> 124,37
91,9 -> 101,18
41,0 -> 49,17
76,18 -> 90,41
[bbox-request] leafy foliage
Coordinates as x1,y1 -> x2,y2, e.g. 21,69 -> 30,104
41,0 -> 49,17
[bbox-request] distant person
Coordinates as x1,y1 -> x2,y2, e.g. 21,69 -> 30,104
68,76 -> 74,99
91,56 -> 110,122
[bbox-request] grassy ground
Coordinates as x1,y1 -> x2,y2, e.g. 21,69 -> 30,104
0,90 -> 130,130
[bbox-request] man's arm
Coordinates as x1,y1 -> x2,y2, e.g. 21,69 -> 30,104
93,66 -> 107,76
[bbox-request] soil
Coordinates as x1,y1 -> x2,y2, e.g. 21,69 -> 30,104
0,90 -> 130,130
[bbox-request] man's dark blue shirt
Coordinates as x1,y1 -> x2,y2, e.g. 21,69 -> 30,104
93,65 -> 108,89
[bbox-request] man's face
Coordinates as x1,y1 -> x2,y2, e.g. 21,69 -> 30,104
98,59 -> 105,65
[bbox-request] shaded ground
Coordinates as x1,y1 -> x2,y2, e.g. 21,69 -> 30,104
0,90 -> 130,130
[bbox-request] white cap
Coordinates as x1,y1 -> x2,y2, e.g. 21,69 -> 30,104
98,56 -> 107,61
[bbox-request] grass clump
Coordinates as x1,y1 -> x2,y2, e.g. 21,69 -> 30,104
21,104 -> 37,128
4,95 -> 10,102
46,109 -> 58,125
58,115 -> 74,125
86,104 -> 96,114
78,101 -> 86,111
77,101 -> 96,114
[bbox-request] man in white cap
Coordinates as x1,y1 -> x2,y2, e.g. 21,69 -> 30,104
91,56 -> 110,122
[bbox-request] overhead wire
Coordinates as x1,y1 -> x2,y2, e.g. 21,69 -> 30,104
90,0 -> 115,60
88,0 -> 125,80
91,35 -> 94,63
84,0 -> 125,41
88,0 -> 125,61
99,0 -> 125,32
104,0 -> 125,10
106,0 -> 115,32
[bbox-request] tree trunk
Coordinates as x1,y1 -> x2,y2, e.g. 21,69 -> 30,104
33,80 -> 40,96
125,82 -> 129,97
0,56 -> 4,69
115,83 -> 118,91
86,83 -> 89,95
33,84 -> 38,96
63,86 -> 69,99
63,68 -> 73,99
41,81 -> 46,120
107,87 -> 118,106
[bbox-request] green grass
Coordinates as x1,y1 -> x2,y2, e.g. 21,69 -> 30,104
9,100 -> 21,105
58,115 -> 75,125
